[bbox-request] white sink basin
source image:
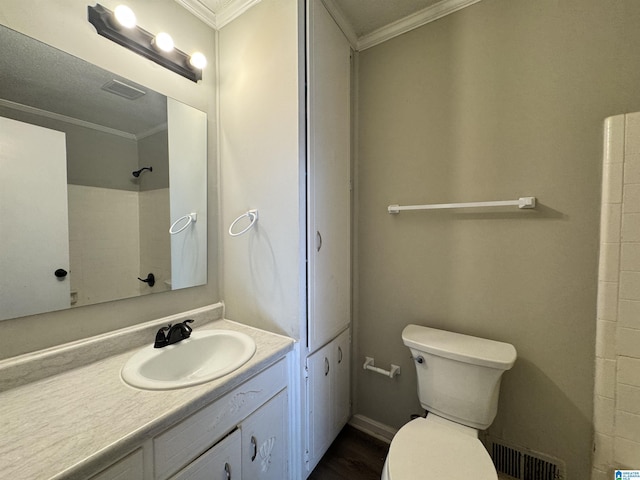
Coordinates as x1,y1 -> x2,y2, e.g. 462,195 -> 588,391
121,330 -> 256,390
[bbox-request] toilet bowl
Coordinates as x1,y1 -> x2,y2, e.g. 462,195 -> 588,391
381,324 -> 516,480
381,414 -> 497,480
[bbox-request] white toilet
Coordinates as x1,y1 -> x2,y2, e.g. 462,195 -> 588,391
382,324 -> 517,480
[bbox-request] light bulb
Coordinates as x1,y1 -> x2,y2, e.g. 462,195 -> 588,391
189,52 -> 207,70
114,5 -> 136,29
153,32 -> 174,52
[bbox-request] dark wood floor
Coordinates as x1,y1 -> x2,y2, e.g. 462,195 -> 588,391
308,425 -> 389,480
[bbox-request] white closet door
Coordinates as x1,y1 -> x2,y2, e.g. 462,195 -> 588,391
307,0 -> 352,352
0,117 -> 70,320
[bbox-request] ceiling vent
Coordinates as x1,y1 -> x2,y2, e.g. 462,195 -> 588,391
101,79 -> 146,100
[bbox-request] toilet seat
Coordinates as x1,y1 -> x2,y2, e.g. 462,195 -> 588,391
384,416 -> 497,480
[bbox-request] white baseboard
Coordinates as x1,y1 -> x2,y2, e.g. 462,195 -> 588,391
348,414 -> 397,444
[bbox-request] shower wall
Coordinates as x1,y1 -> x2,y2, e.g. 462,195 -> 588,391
139,188 -> 171,293
68,185 -> 141,306
593,113 -> 640,478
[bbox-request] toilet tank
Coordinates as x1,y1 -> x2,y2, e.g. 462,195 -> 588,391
402,324 -> 517,430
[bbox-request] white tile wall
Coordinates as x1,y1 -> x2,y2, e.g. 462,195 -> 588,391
618,300 -> 640,329
622,213 -> 640,242
618,356 -> 640,386
621,243 -> 640,271
617,384 -> 640,415
596,319 -> 616,359
593,432 -> 613,470
139,188 -> 171,293
68,185 -> 141,306
624,155 -> 640,184
615,437 -> 640,468
592,113 -> 640,478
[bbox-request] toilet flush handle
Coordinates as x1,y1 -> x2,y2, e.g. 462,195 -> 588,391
414,356 -> 424,364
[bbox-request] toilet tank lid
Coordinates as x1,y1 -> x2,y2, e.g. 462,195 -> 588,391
402,324 -> 517,369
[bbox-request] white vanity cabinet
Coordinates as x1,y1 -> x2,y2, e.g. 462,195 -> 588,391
168,388 -> 288,480
89,449 -> 144,480
154,358 -> 288,480
306,328 -> 350,469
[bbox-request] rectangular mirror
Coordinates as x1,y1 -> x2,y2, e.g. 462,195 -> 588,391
0,25 -> 207,321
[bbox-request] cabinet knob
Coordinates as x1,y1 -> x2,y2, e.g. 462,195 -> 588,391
225,462 -> 231,479
338,346 -> 343,364
324,357 -> 330,376
316,231 -> 322,252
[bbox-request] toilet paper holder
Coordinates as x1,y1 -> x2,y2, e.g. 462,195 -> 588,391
363,356 -> 401,378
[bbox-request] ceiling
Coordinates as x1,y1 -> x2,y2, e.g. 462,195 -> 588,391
0,25 -> 167,137
194,0 -> 442,35
179,0 -> 481,49
0,0 -> 477,135
332,0 -> 443,37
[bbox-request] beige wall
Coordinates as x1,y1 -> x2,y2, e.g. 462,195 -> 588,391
0,0 -> 218,358
218,0 -> 305,339
593,113 -> 640,478
355,1 -> 640,478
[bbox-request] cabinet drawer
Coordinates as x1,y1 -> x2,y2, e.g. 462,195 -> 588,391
154,359 -> 287,480
90,449 -> 144,480
169,429 -> 241,480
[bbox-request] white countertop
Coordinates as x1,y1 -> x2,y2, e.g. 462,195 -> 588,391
0,318 -> 294,480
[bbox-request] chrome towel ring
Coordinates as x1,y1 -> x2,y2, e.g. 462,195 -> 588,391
229,209 -> 258,237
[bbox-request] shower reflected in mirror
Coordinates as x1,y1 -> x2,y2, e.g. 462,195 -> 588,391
0,25 -> 207,322
132,166 -> 153,178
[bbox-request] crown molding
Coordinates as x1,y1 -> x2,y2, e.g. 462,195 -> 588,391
175,0 -> 264,30
320,0 -> 358,49
174,0 -> 482,49
0,99 -> 138,140
216,0 -> 264,28
174,0 -> 219,29
137,123 -> 168,140
357,0 -> 483,51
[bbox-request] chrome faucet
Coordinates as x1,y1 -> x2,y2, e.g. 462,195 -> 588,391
154,320 -> 194,348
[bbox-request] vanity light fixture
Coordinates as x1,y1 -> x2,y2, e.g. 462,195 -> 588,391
113,5 -> 136,29
153,32 -> 174,53
189,51 -> 207,70
88,4 -> 206,83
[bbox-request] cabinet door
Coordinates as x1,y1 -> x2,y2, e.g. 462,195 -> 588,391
307,0 -> 352,353
334,329 -> 351,430
241,390 -> 288,479
90,449 -> 144,480
307,340 -> 334,466
170,429 -> 241,480
307,328 -> 351,471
